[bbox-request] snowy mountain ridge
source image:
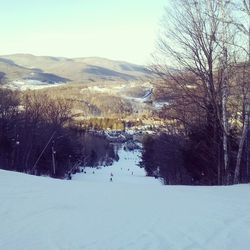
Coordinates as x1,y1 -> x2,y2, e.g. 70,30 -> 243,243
0,54 -> 153,90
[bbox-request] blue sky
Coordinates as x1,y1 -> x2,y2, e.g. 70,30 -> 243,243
0,0 -> 167,64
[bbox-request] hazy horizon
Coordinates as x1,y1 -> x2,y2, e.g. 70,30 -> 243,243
0,0 -> 167,65
0,52 -> 150,65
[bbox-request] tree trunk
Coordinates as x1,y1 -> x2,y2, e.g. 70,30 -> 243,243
234,104 -> 250,183
222,79 -> 229,184
221,0 -> 229,184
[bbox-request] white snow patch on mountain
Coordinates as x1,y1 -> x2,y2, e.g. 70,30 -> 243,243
7,80 -> 66,91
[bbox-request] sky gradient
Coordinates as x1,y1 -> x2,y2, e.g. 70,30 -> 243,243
0,0 -> 167,64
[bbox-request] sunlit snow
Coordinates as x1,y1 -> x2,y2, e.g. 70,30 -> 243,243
0,147 -> 250,250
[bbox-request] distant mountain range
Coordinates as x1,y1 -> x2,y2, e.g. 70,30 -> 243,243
0,54 -> 153,89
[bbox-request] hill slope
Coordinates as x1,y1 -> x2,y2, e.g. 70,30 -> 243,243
0,54 -> 153,89
1,148 -> 250,250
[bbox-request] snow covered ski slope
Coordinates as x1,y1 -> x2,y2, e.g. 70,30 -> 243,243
1,148 -> 250,250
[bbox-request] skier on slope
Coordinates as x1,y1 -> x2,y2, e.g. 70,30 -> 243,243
110,172 -> 113,182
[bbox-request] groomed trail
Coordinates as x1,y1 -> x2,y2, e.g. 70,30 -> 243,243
1,148 -> 250,250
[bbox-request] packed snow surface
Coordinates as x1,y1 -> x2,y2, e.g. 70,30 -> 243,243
1,148 -> 250,250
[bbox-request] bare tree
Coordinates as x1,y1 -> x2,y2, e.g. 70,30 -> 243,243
153,0 -> 234,184
0,89 -> 20,168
